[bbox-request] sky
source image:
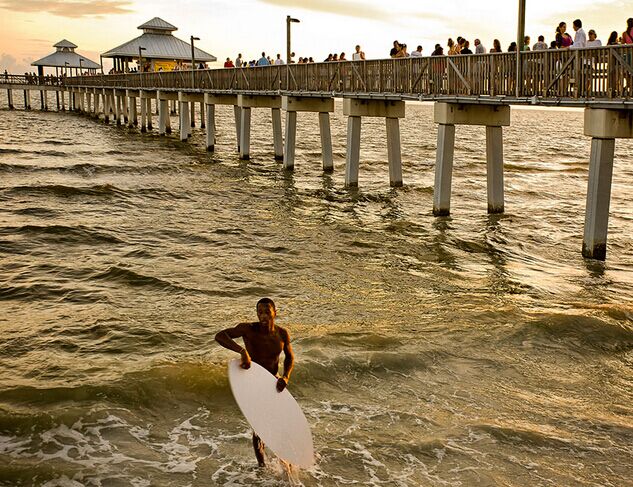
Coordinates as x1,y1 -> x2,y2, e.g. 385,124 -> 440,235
0,0 -> 630,73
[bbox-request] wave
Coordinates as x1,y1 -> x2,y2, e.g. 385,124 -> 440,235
3,183 -> 129,199
0,224 -> 124,245
0,362 -> 231,417
0,283 -> 107,304
508,314 -> 633,353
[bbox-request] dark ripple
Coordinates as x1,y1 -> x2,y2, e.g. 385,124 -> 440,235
2,183 -> 129,199
0,283 -> 107,303
0,224 -> 124,246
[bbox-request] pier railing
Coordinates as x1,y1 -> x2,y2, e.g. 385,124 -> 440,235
1,74 -> 63,86
54,45 -> 633,101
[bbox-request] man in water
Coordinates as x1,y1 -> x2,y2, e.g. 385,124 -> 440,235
215,298 -> 295,466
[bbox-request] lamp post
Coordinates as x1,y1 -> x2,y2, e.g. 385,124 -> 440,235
64,61 -> 70,77
79,58 -> 83,75
190,35 -> 200,88
286,16 -> 300,64
138,46 -> 146,72
516,0 -> 526,98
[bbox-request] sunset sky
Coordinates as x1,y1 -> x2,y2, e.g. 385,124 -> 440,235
0,0 -> 630,72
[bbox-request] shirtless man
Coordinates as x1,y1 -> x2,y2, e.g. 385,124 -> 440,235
215,298 -> 294,466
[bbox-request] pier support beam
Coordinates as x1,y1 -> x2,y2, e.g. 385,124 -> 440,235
102,90 -> 110,124
92,90 -> 100,117
234,105 -> 242,152
432,102 -> 511,215
139,91 -> 154,132
147,98 -> 153,131
433,124 -> 456,216
203,94 -> 238,152
282,96 -> 335,171
582,108 -> 633,260
272,108 -> 283,161
343,98 -> 405,187
126,90 -> 139,127
60,91 -> 65,111
23,90 -> 31,110
486,126 -> 505,213
237,94 -> 282,160
284,111 -> 297,170
200,102 -> 206,128
240,107 -> 251,159
190,101 -> 196,128
157,91 -> 177,135
345,116 -> 362,186
177,92 -> 203,141
7,89 -> 14,109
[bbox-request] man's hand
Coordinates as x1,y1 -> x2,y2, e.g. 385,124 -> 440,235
240,349 -> 251,369
276,377 -> 288,392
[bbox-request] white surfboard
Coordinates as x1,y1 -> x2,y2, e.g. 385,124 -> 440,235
227,359 -> 314,467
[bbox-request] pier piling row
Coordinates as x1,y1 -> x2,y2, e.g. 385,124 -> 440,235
433,103 -> 511,216
2,79 -> 632,262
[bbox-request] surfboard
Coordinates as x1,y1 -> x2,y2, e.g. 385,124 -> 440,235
227,358 -> 314,468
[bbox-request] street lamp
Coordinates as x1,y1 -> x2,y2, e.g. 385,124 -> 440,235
516,0 -> 526,97
79,58 -> 83,75
286,16 -> 300,64
190,35 -> 200,88
64,61 -> 70,77
138,46 -> 146,72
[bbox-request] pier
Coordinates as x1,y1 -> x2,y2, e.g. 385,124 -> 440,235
2,46 -> 632,261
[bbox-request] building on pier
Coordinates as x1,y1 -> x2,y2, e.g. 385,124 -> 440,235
101,17 -> 217,73
31,40 -> 100,77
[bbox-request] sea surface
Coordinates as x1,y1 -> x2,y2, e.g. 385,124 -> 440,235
0,94 -> 632,487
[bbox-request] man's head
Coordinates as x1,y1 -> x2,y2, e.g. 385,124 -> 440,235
355,45 -> 361,52
538,35 -> 545,42
393,40 -> 399,47
256,298 -> 276,325
588,29 -> 597,40
416,45 -> 423,52
261,51 -> 266,57
573,19 -> 582,31
474,39 -> 480,46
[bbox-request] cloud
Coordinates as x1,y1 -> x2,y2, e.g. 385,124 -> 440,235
0,0 -> 133,18
258,0 -> 390,21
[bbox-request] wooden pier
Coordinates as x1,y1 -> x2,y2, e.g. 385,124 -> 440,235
2,46 -> 632,261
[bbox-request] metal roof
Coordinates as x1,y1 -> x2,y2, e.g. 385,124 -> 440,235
31,51 -> 100,69
101,33 -> 216,62
54,39 -> 78,49
138,17 -> 177,31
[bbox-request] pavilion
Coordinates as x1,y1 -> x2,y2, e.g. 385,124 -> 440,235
31,40 -> 101,76
101,17 -> 217,72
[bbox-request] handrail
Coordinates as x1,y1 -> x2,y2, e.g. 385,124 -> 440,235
4,46 -> 632,101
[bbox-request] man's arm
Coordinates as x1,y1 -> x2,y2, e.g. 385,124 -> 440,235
276,329 -> 295,392
215,323 -> 252,369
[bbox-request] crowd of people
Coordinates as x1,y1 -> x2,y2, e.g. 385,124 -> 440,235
221,17 -> 632,69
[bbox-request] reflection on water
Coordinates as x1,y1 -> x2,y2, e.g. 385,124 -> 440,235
0,101 -> 632,486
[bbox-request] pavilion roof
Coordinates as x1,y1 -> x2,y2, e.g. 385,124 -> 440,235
54,39 -> 78,49
138,17 -> 177,31
101,32 -> 216,62
31,51 -> 100,69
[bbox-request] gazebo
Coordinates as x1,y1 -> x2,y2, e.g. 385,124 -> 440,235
101,17 -> 217,72
31,40 -> 101,76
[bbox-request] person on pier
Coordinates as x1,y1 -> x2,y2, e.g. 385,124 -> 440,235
571,19 -> 587,48
623,18 -> 633,44
587,30 -> 602,47
352,45 -> 366,61
215,298 -> 295,467
533,35 -> 548,50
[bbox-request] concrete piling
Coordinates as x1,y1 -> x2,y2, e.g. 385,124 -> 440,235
343,98 -> 405,187
582,108 -> 633,260
432,102 -> 510,216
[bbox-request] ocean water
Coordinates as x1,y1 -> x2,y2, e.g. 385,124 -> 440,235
0,95 -> 632,487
